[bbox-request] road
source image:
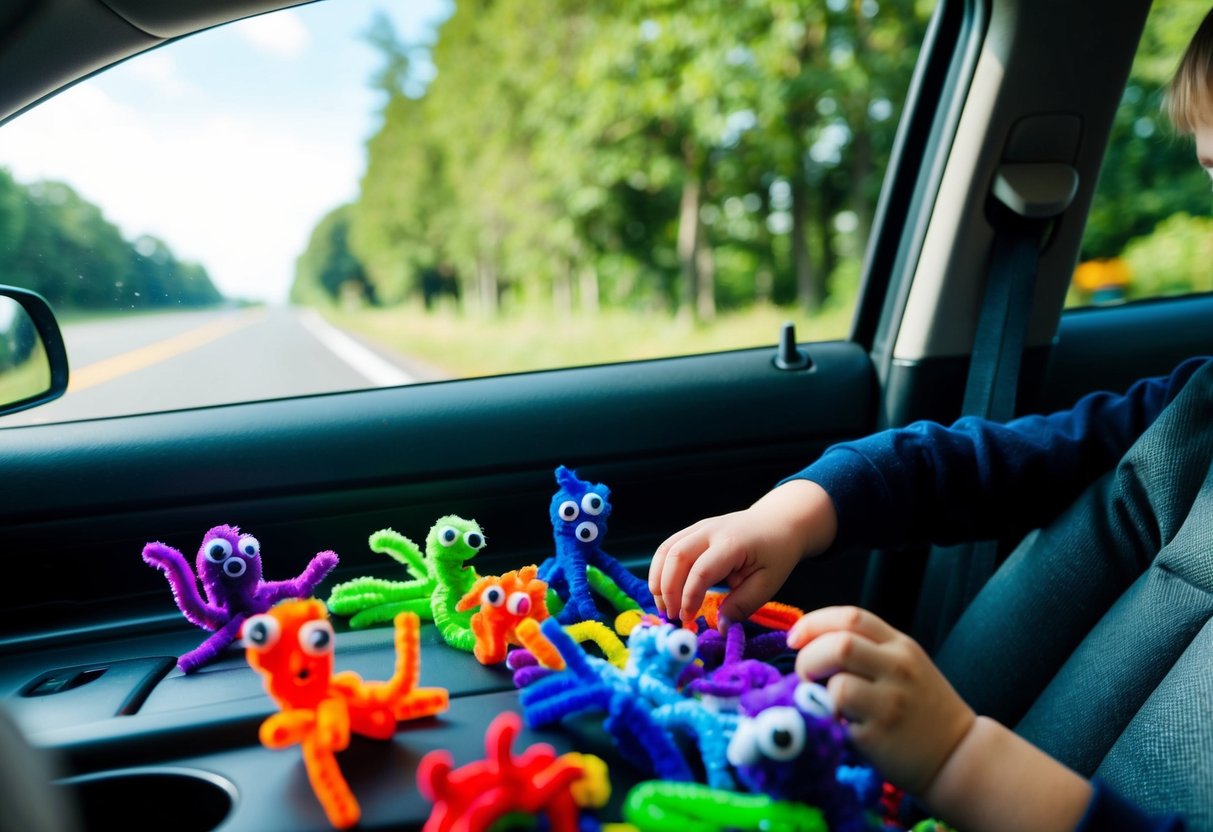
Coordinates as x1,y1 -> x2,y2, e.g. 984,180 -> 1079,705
0,306 -> 440,427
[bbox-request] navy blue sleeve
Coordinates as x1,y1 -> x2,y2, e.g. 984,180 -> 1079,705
784,357 -> 1211,553
1074,780 -> 1185,831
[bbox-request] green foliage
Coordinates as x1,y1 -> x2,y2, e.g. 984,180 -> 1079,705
292,204 -> 375,307
1121,213 -> 1213,299
0,168 -> 221,311
1082,0 -> 1213,263
295,0 -> 932,324
1070,0 -> 1213,308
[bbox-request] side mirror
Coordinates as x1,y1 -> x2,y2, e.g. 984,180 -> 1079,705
0,285 -> 68,417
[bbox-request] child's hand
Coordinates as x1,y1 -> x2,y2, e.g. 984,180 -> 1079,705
649,479 -> 837,626
787,606 -> 975,795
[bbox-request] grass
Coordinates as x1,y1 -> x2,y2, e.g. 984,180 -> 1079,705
322,301 -> 856,379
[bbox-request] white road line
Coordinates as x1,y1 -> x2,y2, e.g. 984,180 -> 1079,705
297,309 -> 415,387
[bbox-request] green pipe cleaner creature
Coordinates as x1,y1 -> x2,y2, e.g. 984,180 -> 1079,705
328,515 -> 485,651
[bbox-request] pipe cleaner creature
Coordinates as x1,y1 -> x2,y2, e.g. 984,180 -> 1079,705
509,617 -> 631,687
693,591 -> 804,633
726,674 -> 876,832
455,565 -> 551,665
326,527 -> 434,628
142,525 -> 338,673
519,617 -> 696,783
694,626 -> 791,671
418,710 -> 610,832
649,623 -> 785,790
622,780 -> 826,832
692,621 -> 789,684
540,466 -> 656,625
244,599 -> 449,829
327,516 -> 486,651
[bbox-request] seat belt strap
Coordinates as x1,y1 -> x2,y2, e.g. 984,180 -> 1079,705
919,162 -> 1078,650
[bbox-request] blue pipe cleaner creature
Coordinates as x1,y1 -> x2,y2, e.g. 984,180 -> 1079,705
539,465 -> 657,624
652,699 -> 739,790
726,674 -> 880,832
519,616 -> 695,783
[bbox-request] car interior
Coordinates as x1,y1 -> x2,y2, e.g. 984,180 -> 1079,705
2,0 -> 1213,829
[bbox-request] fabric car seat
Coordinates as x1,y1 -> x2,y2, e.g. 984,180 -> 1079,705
933,360 -> 1213,828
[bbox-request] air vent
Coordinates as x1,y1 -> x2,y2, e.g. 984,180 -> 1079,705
22,666 -> 108,697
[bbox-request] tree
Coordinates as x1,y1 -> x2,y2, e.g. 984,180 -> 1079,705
0,170 -> 221,311
293,205 -> 376,306
303,0 -> 932,324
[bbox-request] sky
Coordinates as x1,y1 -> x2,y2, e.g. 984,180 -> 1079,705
0,0 -> 453,304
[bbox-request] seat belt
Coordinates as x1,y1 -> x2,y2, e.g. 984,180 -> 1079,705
916,162 -> 1079,652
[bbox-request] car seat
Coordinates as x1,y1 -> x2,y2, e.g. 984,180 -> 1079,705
934,360 -> 1213,828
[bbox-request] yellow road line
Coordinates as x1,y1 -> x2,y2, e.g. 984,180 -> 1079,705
68,310 -> 264,393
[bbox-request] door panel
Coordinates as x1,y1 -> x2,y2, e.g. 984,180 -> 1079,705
1,340 -> 876,644
1041,293 -> 1213,410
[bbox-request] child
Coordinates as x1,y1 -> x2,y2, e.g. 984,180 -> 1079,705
649,8 -> 1213,828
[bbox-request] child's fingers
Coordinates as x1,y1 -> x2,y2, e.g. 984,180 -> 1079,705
649,522 -> 707,614
793,629 -> 886,682
824,672 -> 882,726
716,572 -> 777,624
786,605 -> 898,650
658,534 -> 712,622
669,540 -> 742,625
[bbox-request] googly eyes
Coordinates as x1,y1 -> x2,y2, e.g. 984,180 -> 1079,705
205,538 -> 233,563
204,535 -> 252,578
481,586 -> 506,607
575,522 -> 599,542
664,629 -> 697,663
298,620 -> 335,656
754,707 -> 805,761
243,614 -> 279,650
464,531 -> 485,550
558,500 -> 579,522
794,682 -> 834,719
439,527 -> 459,547
506,592 -> 531,616
726,718 -> 760,767
581,492 -> 605,516
726,707 -> 806,768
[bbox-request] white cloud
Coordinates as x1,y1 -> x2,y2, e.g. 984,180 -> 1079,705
233,11 -> 310,59
0,82 -> 360,303
124,51 -> 195,98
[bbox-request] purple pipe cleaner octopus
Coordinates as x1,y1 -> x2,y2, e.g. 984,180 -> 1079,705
727,674 -> 874,832
689,622 -> 784,708
143,524 -> 338,673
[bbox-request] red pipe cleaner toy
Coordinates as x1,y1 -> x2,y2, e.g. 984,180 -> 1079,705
418,710 -> 598,832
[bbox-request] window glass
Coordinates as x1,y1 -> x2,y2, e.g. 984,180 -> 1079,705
1070,0 -> 1213,308
0,0 -> 936,426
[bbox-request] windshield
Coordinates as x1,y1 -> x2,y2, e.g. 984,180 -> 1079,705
0,0 -> 934,426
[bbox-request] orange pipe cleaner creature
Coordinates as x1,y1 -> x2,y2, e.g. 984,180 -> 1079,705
244,599 -> 450,829
698,591 -> 803,631
456,565 -> 550,665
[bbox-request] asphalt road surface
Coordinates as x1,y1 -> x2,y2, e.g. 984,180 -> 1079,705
0,305 -> 437,427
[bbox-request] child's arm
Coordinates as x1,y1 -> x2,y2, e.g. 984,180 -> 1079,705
648,478 -> 837,626
788,606 -> 1092,832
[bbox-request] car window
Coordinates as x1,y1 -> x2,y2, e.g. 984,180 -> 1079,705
0,0 -> 935,426
1070,0 -> 1213,309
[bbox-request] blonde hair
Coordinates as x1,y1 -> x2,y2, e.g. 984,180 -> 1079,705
1166,8 -> 1213,133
